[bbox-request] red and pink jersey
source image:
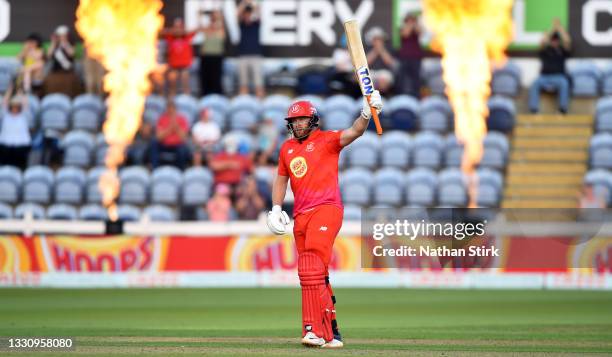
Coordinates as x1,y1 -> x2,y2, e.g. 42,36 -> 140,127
278,129 -> 344,217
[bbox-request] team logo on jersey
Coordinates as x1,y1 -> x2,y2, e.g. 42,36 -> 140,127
289,156 -> 308,178
306,142 -> 315,152
288,149 -> 294,154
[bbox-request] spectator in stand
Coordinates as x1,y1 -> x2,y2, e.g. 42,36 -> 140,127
206,183 -> 233,222
150,40 -> 168,95
255,116 -> 279,165
0,84 -> 32,170
83,48 -> 105,96
208,136 -> 253,191
45,25 -> 81,97
150,100 -> 190,169
237,0 -> 265,98
528,18 -> 571,114
191,108 -> 221,166
126,121 -> 153,166
235,175 -> 265,220
199,10 -> 226,95
16,33 -> 45,94
366,27 -> 398,96
161,18 -> 197,96
398,13 -> 423,97
329,34 -> 360,97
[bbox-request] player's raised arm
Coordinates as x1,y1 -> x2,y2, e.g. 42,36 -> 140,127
339,90 -> 382,147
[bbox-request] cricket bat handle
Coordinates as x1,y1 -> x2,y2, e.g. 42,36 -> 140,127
366,95 -> 383,135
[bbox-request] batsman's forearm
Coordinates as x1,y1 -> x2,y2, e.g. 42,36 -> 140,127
272,175 -> 289,206
351,113 -> 369,136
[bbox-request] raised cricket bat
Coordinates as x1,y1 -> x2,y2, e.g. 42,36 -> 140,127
344,19 -> 383,135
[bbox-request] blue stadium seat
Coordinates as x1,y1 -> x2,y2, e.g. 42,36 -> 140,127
151,166 -> 182,205
0,202 -> 12,219
0,166 -> 22,204
603,65 -> 612,96
419,96 -> 452,132
119,166 -> 150,204
228,95 -> 261,131
47,204 -> 78,220
174,94 -> 199,127
143,95 -> 166,125
254,167 -> 274,186
590,132 -> 612,170
40,93 -> 71,131
387,95 -> 419,131
476,168 -> 503,207
144,204 -> 176,222
224,130 -> 255,154
117,204 -> 141,222
79,204 -> 108,221
380,131 -> 411,168
491,61 -> 522,97
23,166 -> 54,204
405,168 -> 437,206
15,203 -> 46,219
72,94 -> 104,132
95,133 -> 108,166
340,168 -> 373,206
324,95 -> 358,131
62,130 -> 95,167
346,132 -> 380,169
199,94 -> 230,130
487,95 -> 515,133
263,94 -> 292,132
373,168 -> 404,206
438,168 -> 468,207
481,132 -> 509,170
423,61 -> 445,96
86,166 -> 106,203
343,204 -> 362,221
55,166 -> 86,204
569,62 -> 600,97
0,60 -> 18,93
595,97 -> 612,132
26,94 -> 40,129
584,169 -> 612,205
444,135 -> 463,168
413,131 -> 444,169
182,167 -> 213,206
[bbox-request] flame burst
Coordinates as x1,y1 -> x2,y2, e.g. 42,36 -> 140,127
423,0 -> 513,207
76,0 -> 164,220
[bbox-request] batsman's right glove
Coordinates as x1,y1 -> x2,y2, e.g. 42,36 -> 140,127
266,205 -> 291,235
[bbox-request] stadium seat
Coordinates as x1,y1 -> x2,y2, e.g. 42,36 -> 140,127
568,62 -> 600,97
340,167 -> 373,206
323,110 -> 354,131
589,132 -> 612,170
343,204 -> 362,221
119,166 -> 150,204
595,97 -> 612,132
0,202 -> 12,219
40,93 -> 72,131
413,131 -> 444,169
0,60 -> 18,93
151,166 -> 182,205
487,95 -> 516,133
346,132 -> 380,169
324,95 -> 359,131
386,95 -> 419,131
224,130 -> 255,154
338,150 -> 347,170
476,168 -> 503,207
380,131 -> 411,168
491,61 -> 522,97
144,204 -> 176,221
143,95 -> 166,125
15,203 -> 45,220
228,95 -> 261,131
405,168 -> 438,206
438,168 -> 468,207
296,64 -> 329,95
47,203 -> 78,220
254,166 -> 274,186
79,204 -> 108,221
62,130 -> 95,167
262,94 -> 292,132
25,94 -> 40,129
182,167 -> 213,206
174,94 -> 199,127
444,135 -> 464,168
419,96 -> 452,132
95,133 -> 108,166
373,168 -> 404,206
602,65 -> 612,96
86,166 -> 106,203
0,166 -> 22,204
23,165 -> 54,204
480,132 -> 509,170
423,61 -> 445,96
199,94 -> 230,129
54,166 -> 86,204
71,94 -> 104,131
584,169 -> 612,205
117,204 -> 141,222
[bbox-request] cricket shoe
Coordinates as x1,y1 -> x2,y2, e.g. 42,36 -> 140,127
301,332 -> 325,347
321,338 -> 344,349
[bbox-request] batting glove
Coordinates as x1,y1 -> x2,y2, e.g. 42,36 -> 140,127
361,90 -> 383,120
266,205 -> 291,235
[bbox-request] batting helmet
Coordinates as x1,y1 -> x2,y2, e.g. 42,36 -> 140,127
285,101 -> 320,140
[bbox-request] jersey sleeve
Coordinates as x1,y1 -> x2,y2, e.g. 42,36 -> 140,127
325,130 -> 344,154
277,145 -> 289,176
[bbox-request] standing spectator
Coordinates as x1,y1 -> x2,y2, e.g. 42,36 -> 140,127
237,0 -> 265,98
150,40 -> 168,95
398,13 -> 424,97
191,108 -> 221,166
208,136 -> 253,190
328,34 -> 360,97
16,33 -> 45,94
199,10 -> 226,95
528,18 -> 571,114
0,85 -> 32,170
83,48 -> 105,96
161,18 -> 197,96
45,25 -> 81,97
206,183 -> 233,222
366,27 -> 398,96
255,117 -> 279,165
235,175 -> 265,220
150,100 -> 191,169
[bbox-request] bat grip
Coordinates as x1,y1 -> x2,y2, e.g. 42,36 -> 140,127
366,95 -> 383,135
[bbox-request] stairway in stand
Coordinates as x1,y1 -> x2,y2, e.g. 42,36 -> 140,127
502,114 -> 592,209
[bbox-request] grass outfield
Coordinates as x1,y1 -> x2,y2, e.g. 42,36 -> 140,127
1,288 -> 611,356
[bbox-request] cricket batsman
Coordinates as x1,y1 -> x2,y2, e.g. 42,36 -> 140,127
266,91 -> 383,348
